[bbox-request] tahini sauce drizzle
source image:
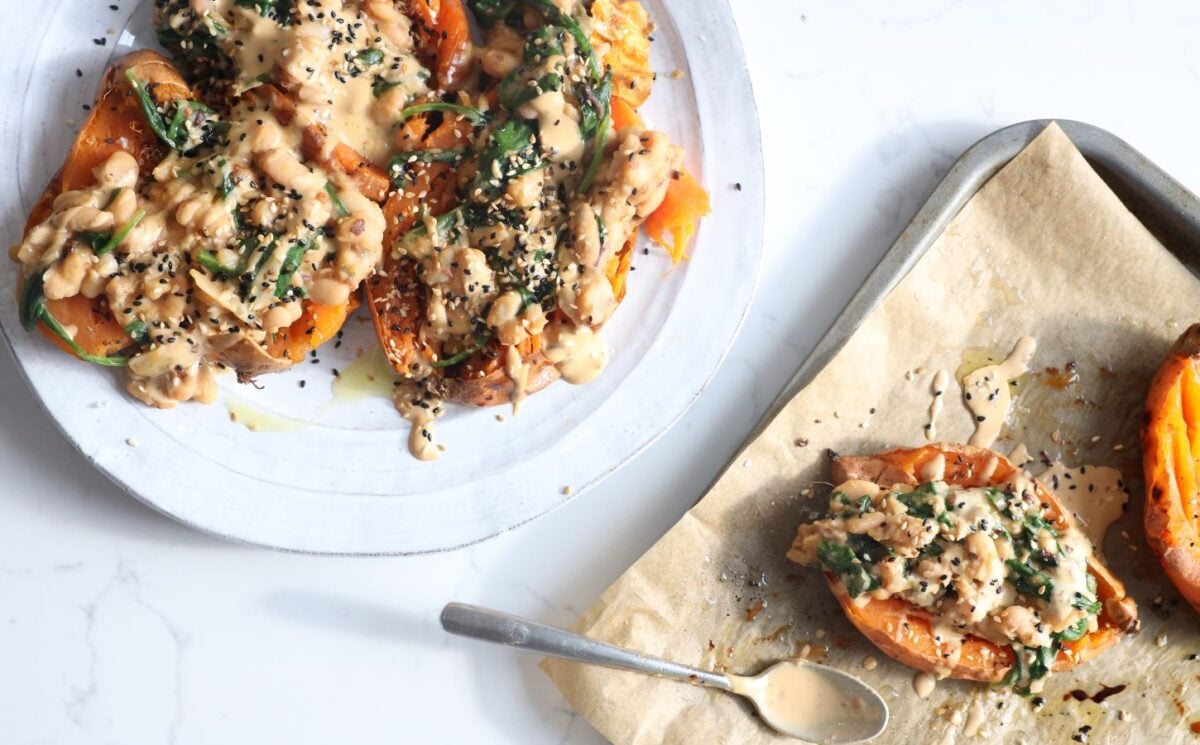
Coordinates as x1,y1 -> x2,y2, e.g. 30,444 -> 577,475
505,344 -> 530,413
913,671 -> 937,699
963,336 -> 1036,448
395,381 -> 442,461
1038,463 -> 1128,552
1009,442 -> 1033,469
918,451 -> 946,482
544,324 -> 609,384
926,370 -> 951,441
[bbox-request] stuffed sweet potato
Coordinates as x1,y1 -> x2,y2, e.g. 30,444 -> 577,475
1143,324 -> 1200,614
789,443 -> 1138,691
363,0 -> 710,461
12,2 -> 475,406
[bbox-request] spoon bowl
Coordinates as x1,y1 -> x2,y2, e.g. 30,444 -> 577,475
728,660 -> 889,744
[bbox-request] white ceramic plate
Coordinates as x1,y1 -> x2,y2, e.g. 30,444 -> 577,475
0,0 -> 762,554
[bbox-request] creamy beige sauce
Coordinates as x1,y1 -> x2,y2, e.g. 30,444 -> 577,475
395,380 -> 442,461
963,336 -> 1036,449
918,452 -> 946,482
208,0 -> 426,163
505,344 -> 530,413
729,662 -> 877,739
521,89 -> 585,164
1009,442 -> 1033,469
913,671 -> 937,699
926,369 -> 951,441
544,323 -> 609,385
1038,462 -> 1128,552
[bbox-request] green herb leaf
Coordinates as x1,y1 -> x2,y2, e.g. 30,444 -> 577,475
1006,559 -> 1055,601
896,482 -> 941,520
985,488 -> 1011,515
95,211 -> 146,256
475,119 -> 544,199
499,70 -> 564,109
219,158 -> 235,199
515,0 -> 600,82
274,237 -> 313,299
77,231 -> 113,253
577,108 -> 610,195
325,183 -> 349,217
918,542 -> 945,559
1055,618 -> 1089,642
371,76 -> 405,98
397,102 -> 489,125
125,69 -> 174,147
431,336 -> 489,368
1071,592 -> 1102,615
816,540 -> 877,598
1028,643 -> 1057,681
237,234 -> 278,300
469,0 -> 516,26
387,149 -> 467,188
847,534 -> 891,564
830,491 -> 873,516
354,48 -> 385,67
18,272 -> 46,332
124,320 -> 150,345
235,0 -> 286,20
197,249 -> 237,277
578,70 -> 613,143
19,272 -> 128,366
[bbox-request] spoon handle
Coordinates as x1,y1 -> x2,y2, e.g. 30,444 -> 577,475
441,602 -> 732,690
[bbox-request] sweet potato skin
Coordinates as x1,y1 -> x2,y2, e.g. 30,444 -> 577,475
1143,324 -> 1200,614
817,443 -> 1136,682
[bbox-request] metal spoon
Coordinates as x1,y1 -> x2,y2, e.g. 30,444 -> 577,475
440,603 -> 888,744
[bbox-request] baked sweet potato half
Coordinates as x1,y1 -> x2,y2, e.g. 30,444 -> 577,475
1143,324 -> 1200,614
365,0 -> 705,412
789,443 -> 1138,688
17,50 -> 187,363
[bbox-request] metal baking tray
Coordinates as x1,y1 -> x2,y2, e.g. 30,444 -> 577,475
742,118 -> 1200,448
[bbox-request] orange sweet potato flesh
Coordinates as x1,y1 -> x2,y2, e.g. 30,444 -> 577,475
255,84 -> 391,201
407,0 -> 473,91
365,112 -> 470,376
590,0 -> 654,108
610,96 -> 644,132
264,297 -> 358,364
820,443 -> 1136,682
1143,324 -> 1200,614
643,168 -> 710,264
21,50 -> 192,359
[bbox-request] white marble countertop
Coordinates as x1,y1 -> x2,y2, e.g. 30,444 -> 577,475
6,1 -> 1200,742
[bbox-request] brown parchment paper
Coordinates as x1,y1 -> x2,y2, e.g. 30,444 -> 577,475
543,124 -> 1200,744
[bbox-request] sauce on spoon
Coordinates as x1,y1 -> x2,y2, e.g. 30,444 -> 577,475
728,660 -> 886,742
